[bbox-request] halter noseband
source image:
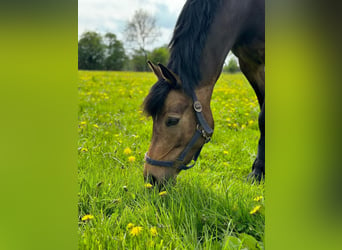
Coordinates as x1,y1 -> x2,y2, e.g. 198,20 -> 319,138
144,91 -> 213,171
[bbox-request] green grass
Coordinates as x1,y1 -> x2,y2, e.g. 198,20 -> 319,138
78,71 -> 264,249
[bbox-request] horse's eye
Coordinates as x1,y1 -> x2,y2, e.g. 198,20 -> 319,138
166,117 -> 180,127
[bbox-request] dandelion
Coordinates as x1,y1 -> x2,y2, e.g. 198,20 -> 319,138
81,148 -> 88,152
126,223 -> 135,230
241,124 -> 246,129
250,205 -> 262,215
130,226 -> 143,236
223,150 -> 229,155
144,183 -> 153,189
150,227 -> 158,237
159,191 -> 167,197
81,214 -> 94,221
128,156 -> 135,162
79,121 -> 87,126
123,147 -> 132,155
248,120 -> 254,125
93,124 -> 99,129
254,196 -> 263,202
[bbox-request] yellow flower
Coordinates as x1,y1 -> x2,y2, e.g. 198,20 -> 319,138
123,147 -> 132,155
81,148 -> 88,152
93,124 -> 99,129
248,120 -> 254,125
126,223 -> 135,230
159,191 -> 167,196
81,214 -> 94,221
150,227 -> 158,237
241,124 -> 246,129
254,196 -> 263,202
250,205 -> 262,215
223,150 -> 229,155
144,183 -> 153,189
128,156 -> 135,162
130,226 -> 143,236
79,121 -> 87,126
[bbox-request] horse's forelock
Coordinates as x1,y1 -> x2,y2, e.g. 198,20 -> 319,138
143,80 -> 174,118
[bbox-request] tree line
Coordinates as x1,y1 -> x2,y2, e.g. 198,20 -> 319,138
79,9 -> 168,72
78,31 -> 169,71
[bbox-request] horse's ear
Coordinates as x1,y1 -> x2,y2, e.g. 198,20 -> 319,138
158,63 -> 181,87
147,60 -> 163,80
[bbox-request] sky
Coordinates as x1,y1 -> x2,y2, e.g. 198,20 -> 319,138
78,0 -> 186,51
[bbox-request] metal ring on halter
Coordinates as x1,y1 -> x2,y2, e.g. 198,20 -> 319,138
193,101 -> 202,112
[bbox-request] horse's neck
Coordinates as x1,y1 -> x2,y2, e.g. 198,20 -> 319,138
196,41 -> 231,111
195,18 -> 235,127
196,0 -> 242,103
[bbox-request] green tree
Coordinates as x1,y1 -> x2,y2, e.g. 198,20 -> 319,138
78,31 -> 105,70
131,49 -> 149,71
148,46 -> 169,66
104,33 -> 127,71
223,58 -> 240,73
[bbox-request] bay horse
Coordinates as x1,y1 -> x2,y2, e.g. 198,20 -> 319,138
143,0 -> 264,185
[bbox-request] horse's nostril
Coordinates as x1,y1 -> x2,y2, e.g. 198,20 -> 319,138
144,173 -> 158,186
148,174 -> 158,186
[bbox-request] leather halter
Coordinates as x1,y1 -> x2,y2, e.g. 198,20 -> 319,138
144,91 -> 213,171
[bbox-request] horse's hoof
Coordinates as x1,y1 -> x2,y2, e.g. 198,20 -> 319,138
247,170 -> 264,183
247,159 -> 265,183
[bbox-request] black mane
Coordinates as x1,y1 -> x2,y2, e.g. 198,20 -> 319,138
143,0 -> 223,117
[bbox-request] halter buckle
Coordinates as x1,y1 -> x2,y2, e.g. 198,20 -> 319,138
193,101 -> 202,112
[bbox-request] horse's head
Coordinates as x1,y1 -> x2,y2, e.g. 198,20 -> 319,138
143,61 -> 214,186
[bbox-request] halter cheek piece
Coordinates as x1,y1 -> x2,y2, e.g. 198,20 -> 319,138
144,92 -> 213,171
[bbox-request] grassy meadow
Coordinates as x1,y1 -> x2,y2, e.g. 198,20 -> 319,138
78,71 -> 264,249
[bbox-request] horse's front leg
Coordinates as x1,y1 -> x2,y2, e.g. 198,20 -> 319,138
249,102 -> 265,181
